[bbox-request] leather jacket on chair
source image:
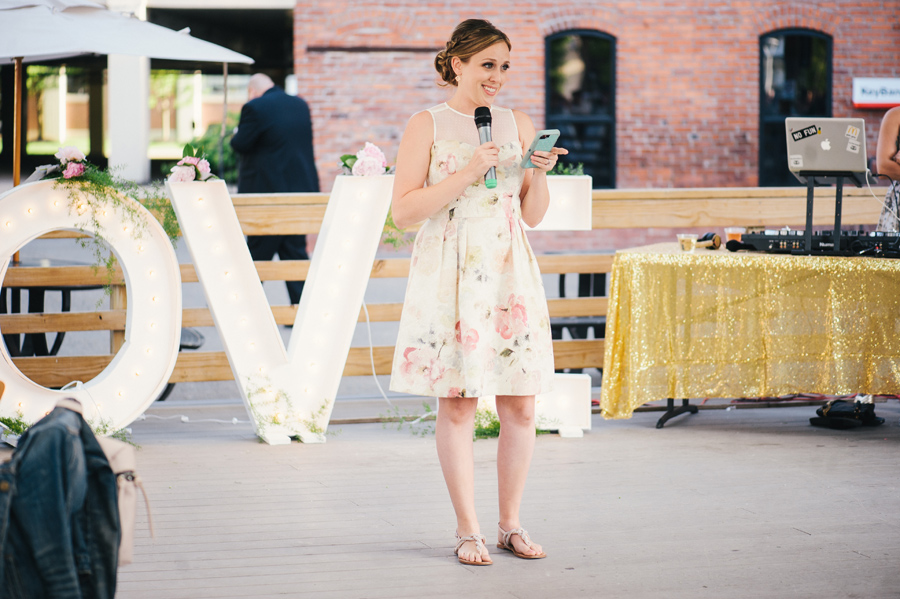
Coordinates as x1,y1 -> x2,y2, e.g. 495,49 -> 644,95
0,400 -> 120,599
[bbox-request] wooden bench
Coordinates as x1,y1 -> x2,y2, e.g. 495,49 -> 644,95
0,186 -> 883,391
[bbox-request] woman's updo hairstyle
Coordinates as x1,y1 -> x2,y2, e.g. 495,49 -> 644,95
435,19 -> 512,87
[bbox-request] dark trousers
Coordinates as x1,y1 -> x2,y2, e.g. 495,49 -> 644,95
247,234 -> 307,305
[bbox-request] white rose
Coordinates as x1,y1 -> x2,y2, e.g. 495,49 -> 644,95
54,146 -> 86,164
168,165 -> 196,183
351,155 -> 385,176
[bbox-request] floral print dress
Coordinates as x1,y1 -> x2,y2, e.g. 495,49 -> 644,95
389,103 -> 554,399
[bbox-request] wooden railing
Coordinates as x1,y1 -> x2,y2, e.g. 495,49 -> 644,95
1,186 -> 884,388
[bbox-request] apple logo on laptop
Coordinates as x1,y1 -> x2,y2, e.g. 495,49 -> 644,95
821,139 -> 831,151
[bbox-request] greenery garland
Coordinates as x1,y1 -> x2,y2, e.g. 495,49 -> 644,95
41,149 -> 180,295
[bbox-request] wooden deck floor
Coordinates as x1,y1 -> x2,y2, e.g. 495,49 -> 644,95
116,399 -> 900,599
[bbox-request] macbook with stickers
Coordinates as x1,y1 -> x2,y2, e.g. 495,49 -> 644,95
785,117 -> 867,186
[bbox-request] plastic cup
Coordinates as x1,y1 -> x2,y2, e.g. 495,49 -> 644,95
725,227 -> 746,242
676,233 -> 698,253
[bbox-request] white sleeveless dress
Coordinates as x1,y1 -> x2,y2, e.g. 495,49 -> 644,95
389,103 -> 554,399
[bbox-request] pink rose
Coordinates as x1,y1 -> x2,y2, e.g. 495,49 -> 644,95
493,294 -> 529,340
168,165 -> 196,183
356,142 -> 387,168
177,156 -> 212,180
352,155 -> 385,176
400,347 -> 446,385
62,161 -> 84,179
196,159 -> 212,179
55,146 -> 85,164
440,154 -> 458,175
400,347 -> 419,376
455,320 -> 479,354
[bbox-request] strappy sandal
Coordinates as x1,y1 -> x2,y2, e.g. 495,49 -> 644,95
497,524 -> 547,559
455,532 -> 492,566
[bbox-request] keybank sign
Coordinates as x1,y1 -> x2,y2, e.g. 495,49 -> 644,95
852,78 -> 900,109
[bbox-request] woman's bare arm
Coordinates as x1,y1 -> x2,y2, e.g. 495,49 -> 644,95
876,107 -> 900,181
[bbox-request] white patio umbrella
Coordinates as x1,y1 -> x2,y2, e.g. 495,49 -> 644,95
0,0 -> 254,185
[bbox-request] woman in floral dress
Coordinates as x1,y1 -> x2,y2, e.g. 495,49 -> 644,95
875,106 -> 900,231
389,19 -> 567,566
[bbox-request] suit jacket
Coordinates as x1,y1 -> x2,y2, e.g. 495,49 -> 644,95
231,87 -> 320,194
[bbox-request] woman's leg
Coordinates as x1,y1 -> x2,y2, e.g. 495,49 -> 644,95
495,394 -> 542,556
435,396 -> 489,563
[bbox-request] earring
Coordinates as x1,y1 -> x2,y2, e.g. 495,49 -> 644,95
455,74 -> 460,83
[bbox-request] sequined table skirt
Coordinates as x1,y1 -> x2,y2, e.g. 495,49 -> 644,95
601,243 -> 900,419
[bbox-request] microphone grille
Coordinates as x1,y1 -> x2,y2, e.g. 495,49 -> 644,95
474,106 -> 492,126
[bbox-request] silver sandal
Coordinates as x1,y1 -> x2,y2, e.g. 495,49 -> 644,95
455,532 -> 492,565
497,524 -> 547,559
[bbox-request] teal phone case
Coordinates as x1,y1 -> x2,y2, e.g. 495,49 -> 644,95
521,129 -> 560,168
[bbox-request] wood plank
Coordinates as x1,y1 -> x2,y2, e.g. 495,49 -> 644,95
369,258 -> 413,278
537,254 -> 614,274
0,299 -> 606,335
181,307 -> 214,328
591,191 -> 882,229
37,230 -> 88,239
547,297 -> 607,317
591,185 -> 875,201
169,352 -> 234,383
0,310 -> 127,334
2,265 -> 114,287
234,206 -> 327,236
232,192 -> 329,206
12,338 -> 605,386
13,355 -> 111,387
552,338 -> 605,368
3,253 -> 613,287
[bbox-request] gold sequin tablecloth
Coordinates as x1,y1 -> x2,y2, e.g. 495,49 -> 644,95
601,243 -> 900,419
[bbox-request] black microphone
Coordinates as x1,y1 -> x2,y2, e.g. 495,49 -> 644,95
473,106 -> 497,189
726,239 -> 757,252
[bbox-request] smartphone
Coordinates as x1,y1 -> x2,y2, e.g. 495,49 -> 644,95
521,129 -> 560,169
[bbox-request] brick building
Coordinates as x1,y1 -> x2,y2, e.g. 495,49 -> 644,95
294,0 -> 900,194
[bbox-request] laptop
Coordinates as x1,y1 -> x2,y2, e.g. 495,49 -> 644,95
785,117 -> 867,186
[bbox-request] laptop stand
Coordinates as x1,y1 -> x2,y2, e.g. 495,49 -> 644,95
795,170 -> 865,255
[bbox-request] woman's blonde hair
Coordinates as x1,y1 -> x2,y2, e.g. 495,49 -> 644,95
434,19 -> 512,87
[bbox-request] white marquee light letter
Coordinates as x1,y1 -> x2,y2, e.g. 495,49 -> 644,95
167,177 -> 392,444
0,181 -> 182,429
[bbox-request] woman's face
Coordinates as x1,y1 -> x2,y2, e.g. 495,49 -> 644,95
453,41 -> 511,108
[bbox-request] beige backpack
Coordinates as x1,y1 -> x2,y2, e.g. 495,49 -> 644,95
56,399 -> 153,567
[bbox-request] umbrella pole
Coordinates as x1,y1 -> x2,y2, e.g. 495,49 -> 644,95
218,62 -> 227,178
13,57 -> 23,188
13,57 -> 23,265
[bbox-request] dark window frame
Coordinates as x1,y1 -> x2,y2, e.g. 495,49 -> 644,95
758,28 -> 833,187
545,29 -> 616,188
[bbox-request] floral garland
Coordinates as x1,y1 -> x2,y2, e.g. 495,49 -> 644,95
167,144 -> 217,182
38,146 -> 180,294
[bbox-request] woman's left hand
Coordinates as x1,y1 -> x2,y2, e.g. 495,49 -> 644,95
530,147 -> 569,173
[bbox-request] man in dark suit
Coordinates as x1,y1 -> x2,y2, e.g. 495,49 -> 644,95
231,73 -> 319,305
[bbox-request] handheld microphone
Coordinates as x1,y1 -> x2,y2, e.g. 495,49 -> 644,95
473,106 -> 497,189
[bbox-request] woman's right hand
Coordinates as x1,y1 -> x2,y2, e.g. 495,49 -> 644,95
463,142 -> 500,185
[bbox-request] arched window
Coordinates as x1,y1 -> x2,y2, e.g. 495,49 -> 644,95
759,29 -> 832,186
545,30 -> 615,187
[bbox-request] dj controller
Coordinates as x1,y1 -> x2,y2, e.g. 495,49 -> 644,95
730,230 -> 900,258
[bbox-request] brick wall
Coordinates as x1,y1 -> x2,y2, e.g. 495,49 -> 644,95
294,1 -> 899,252
295,0 -> 899,191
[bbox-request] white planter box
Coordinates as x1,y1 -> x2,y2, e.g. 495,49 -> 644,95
475,373 -> 593,438
525,175 -> 593,231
